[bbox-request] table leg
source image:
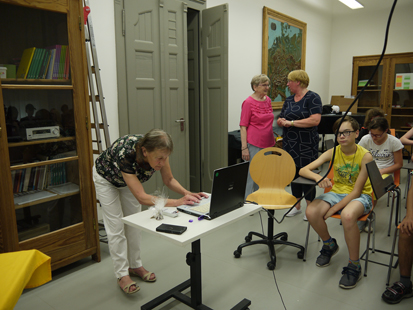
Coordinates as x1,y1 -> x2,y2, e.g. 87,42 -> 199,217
141,239 -> 251,310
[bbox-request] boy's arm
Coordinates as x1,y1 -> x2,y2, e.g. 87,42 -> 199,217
324,152 -> 373,219
299,149 -> 333,188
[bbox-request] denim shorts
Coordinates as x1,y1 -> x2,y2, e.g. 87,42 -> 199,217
315,192 -> 373,215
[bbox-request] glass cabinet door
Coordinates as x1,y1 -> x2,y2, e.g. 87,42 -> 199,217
353,58 -> 387,114
0,3 -> 82,242
390,56 -> 413,135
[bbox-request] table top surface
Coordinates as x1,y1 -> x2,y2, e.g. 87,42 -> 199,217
122,204 -> 262,247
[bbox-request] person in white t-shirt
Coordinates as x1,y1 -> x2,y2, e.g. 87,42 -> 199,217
358,117 -> 403,177
358,117 -> 403,232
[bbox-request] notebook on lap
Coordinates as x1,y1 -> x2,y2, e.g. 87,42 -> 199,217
177,161 -> 249,220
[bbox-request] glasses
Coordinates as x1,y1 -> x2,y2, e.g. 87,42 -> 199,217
259,84 -> 270,87
337,130 -> 355,137
370,131 -> 384,138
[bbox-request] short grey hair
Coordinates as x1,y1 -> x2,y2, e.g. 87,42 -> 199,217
136,129 -> 173,161
250,74 -> 270,91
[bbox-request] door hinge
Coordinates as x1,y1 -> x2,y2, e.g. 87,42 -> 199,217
93,218 -> 96,230
86,116 -> 89,130
122,9 -> 125,36
79,16 -> 82,31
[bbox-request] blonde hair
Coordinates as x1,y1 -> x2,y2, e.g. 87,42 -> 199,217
287,70 -> 309,88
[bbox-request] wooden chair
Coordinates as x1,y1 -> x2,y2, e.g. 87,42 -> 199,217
233,147 -> 304,270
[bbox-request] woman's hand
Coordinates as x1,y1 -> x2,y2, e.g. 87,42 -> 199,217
277,117 -> 286,127
175,194 -> 201,206
242,148 -> 250,161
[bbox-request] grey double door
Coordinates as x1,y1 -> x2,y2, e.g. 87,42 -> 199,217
118,0 -> 228,196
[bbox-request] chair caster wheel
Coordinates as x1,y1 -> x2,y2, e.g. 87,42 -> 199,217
297,251 -> 304,259
267,261 -> 275,270
245,236 -> 252,242
234,250 -> 241,258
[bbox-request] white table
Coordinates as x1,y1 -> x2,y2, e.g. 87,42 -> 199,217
122,203 -> 262,310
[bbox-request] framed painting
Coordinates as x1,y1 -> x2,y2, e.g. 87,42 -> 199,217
262,7 -> 307,109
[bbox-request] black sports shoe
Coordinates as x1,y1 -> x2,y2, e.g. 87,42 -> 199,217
316,238 -> 339,267
382,281 -> 413,304
339,263 -> 362,289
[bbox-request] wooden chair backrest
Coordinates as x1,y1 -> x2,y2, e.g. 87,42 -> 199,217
247,147 -> 297,209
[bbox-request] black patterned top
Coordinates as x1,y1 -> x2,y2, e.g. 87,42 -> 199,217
95,134 -> 156,187
279,91 -> 322,168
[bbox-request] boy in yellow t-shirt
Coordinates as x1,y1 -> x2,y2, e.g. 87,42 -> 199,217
299,116 -> 373,289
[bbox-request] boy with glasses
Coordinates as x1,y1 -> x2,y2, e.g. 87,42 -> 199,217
300,116 -> 373,289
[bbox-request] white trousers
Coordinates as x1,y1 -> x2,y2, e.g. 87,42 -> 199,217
93,166 -> 142,279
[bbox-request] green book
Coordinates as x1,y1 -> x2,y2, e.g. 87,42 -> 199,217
26,49 -> 40,79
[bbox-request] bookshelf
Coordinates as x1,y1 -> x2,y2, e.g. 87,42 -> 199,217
352,53 -> 413,136
0,0 -> 100,269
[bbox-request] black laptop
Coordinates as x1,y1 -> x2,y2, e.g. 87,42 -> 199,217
177,161 -> 249,220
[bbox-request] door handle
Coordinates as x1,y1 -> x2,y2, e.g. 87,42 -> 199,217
175,118 -> 185,131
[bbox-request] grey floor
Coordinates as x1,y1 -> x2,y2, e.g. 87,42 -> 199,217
15,161 -> 412,310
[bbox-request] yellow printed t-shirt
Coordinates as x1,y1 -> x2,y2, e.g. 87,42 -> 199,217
331,145 -> 372,196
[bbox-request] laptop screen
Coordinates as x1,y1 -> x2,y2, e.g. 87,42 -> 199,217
177,161 -> 249,219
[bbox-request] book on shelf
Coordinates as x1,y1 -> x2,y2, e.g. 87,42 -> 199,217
16,47 -> 36,79
33,48 -> 45,79
58,45 -> 67,79
53,45 -> 62,79
22,167 -> 32,192
38,49 -> 51,79
49,182 -> 79,195
45,49 -> 56,79
64,48 -> 70,79
26,48 -> 39,79
13,190 -> 57,206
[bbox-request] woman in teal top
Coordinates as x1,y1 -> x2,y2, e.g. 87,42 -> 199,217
94,129 -> 207,294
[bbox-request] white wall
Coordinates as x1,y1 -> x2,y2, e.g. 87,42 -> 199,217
88,0 -> 413,139
207,0 -> 333,131
329,4 -> 413,97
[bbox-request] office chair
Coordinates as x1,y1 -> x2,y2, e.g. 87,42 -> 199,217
233,147 -> 304,270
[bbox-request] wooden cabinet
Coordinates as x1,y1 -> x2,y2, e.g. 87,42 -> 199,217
0,0 -> 100,270
352,52 -> 413,136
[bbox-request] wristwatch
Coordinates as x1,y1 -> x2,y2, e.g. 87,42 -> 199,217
291,120 -> 294,127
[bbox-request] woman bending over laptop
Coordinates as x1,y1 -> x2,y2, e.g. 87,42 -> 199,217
93,129 -> 207,295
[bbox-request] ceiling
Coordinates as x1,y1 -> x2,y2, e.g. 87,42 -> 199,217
331,0 -> 412,16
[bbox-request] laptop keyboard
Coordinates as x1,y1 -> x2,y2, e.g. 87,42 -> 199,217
191,203 -> 210,213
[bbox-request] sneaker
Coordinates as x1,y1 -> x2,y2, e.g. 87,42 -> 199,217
339,263 -> 362,289
316,239 -> 339,267
285,207 -> 301,217
303,213 -> 308,221
382,282 -> 413,304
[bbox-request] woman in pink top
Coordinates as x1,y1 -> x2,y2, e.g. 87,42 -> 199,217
240,74 -> 275,199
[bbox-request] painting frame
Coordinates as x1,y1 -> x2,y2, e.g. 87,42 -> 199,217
262,7 -> 307,110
